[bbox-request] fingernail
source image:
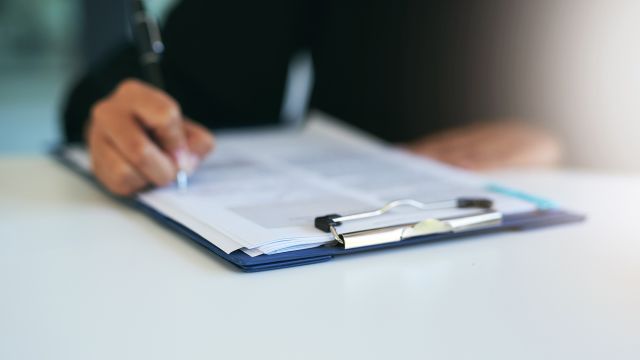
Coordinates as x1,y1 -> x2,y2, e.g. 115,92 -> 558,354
174,148 -> 199,175
186,153 -> 200,174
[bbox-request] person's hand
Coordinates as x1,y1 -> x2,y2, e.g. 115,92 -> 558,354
87,79 -> 215,195
403,121 -> 561,171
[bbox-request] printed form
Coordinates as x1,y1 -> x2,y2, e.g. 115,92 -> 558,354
63,113 -> 538,256
135,114 -> 536,256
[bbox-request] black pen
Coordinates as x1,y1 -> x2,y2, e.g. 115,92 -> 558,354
130,0 -> 188,190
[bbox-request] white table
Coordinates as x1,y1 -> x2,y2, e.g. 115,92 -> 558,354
1,157 -> 638,360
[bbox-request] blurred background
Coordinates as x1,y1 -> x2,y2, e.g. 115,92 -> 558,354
0,0 -> 177,152
0,0 -> 638,172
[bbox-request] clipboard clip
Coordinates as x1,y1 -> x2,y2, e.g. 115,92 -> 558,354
314,198 -> 502,250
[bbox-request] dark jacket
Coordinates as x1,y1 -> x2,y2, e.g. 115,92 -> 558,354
63,0 -> 514,143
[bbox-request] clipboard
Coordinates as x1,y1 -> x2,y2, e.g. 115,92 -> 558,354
53,147 -> 585,272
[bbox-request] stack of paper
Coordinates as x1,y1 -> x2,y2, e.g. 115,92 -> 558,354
65,112 -> 539,257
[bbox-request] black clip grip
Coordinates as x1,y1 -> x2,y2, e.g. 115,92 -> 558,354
314,214 -> 342,233
457,198 -> 493,209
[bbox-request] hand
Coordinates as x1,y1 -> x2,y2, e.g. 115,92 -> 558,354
403,121 -> 562,171
87,79 -> 215,195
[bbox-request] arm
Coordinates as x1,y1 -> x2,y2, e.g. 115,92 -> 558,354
61,11 -> 215,195
403,119 -> 562,171
62,0 -> 303,195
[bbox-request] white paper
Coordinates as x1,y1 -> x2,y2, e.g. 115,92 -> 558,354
63,112 -> 540,256
137,113 -> 536,254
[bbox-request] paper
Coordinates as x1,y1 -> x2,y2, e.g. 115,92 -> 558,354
136,113 -> 536,255
64,112 -> 539,256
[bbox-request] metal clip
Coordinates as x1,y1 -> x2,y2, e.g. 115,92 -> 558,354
314,198 -> 501,250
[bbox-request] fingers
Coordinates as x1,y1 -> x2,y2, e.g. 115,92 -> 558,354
404,121 -> 562,171
184,119 -> 215,159
112,79 -> 187,156
497,130 -> 562,168
91,99 -> 177,187
89,131 -> 148,196
457,124 -> 561,170
87,79 -> 217,195
406,133 -> 482,169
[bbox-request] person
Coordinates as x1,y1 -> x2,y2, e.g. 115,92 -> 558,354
63,0 -> 561,196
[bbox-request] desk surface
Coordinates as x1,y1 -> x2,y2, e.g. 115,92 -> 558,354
0,156 -> 638,360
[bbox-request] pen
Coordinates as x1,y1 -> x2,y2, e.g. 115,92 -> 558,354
130,0 -> 188,190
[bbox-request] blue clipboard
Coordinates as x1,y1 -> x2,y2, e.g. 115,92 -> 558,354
53,147 -> 585,272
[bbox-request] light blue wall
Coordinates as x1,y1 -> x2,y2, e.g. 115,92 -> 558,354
0,0 -> 177,153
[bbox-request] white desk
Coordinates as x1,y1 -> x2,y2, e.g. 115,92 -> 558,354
1,157 -> 638,360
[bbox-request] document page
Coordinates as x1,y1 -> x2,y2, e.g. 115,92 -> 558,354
133,113 -> 538,255
62,113 -> 545,255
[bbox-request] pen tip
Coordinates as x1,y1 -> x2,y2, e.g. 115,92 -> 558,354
176,170 -> 189,191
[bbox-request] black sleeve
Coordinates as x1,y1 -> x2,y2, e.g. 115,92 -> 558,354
62,0 -> 307,144
62,45 -> 142,143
